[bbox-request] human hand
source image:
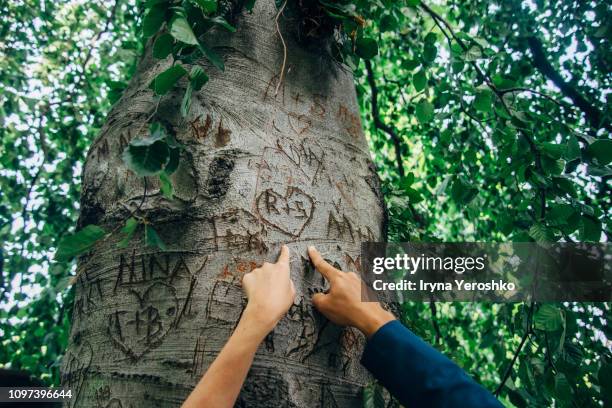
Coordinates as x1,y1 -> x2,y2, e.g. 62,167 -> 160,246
241,245 -> 296,332
308,246 -> 395,338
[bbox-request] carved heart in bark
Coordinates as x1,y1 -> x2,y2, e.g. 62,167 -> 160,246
108,282 -> 178,360
256,186 -> 314,237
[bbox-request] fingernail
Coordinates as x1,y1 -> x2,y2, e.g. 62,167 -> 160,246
308,246 -> 315,252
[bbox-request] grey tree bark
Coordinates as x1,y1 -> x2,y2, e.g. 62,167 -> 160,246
62,1 -> 386,406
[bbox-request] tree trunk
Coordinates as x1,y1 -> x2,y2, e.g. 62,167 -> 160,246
62,1 -> 386,406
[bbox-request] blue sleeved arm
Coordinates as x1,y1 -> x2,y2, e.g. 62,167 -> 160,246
361,320 -> 503,408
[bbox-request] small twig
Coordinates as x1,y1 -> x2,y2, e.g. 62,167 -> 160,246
494,302 -> 534,396
498,87 -> 570,109
365,60 -> 428,229
429,300 -> 442,345
274,0 -> 288,97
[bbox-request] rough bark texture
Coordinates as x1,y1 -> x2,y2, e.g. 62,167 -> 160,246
62,1 -> 386,406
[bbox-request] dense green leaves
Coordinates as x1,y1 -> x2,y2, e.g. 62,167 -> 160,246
55,225 -> 106,261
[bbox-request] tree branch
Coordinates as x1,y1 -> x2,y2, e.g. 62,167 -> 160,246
429,300 -> 442,345
365,59 -> 405,178
526,35 -> 611,132
494,302 -> 534,396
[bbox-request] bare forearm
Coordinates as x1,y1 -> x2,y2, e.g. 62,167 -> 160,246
182,308 -> 270,408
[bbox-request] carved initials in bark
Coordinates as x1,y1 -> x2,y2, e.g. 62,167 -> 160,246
61,339 -> 93,408
256,187 -> 314,237
107,282 -> 178,361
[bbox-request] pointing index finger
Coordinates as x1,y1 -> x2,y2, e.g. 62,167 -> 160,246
308,246 -> 339,281
276,245 -> 290,266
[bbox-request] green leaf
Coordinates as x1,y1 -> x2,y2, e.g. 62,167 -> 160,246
143,5 -> 166,37
528,223 -> 551,242
166,147 -> 180,174
587,139 -> 612,165
121,217 -> 139,235
355,37 -> 378,60
402,59 -> 420,71
464,45 -> 482,61
55,225 -> 106,261
534,304 -> 564,332
145,225 -> 167,250
199,43 -> 224,70
122,126 -> 171,176
541,142 -> 566,159
406,187 -> 424,203
181,83 -> 193,118
451,177 -> 478,204
555,373 -> 573,400
181,66 -> 208,117
553,176 -> 577,197
152,33 -> 174,59
170,16 -> 199,45
380,14 -> 397,32
546,204 -> 575,226
599,363 -> 612,399
415,99 -> 434,123
474,88 -> 493,112
190,66 -> 209,91
413,70 -> 427,92
541,156 -> 565,176
150,64 -> 187,95
189,0 -> 217,13
423,42 -> 437,63
159,171 -> 174,199
399,173 -> 415,188
117,217 -> 139,248
406,0 -> 420,6
208,16 -> 236,32
363,384 -> 386,408
565,135 -> 581,161
580,216 -> 601,241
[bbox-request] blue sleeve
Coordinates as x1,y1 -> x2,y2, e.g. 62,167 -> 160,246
361,320 -> 503,408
